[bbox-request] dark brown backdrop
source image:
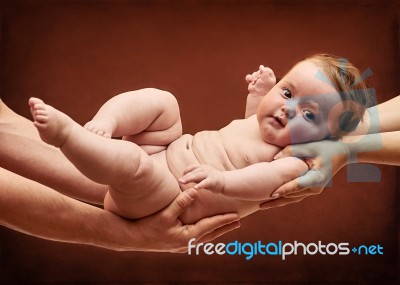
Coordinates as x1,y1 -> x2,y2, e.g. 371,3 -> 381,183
1,0 -> 399,284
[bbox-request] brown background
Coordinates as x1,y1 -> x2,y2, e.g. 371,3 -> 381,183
0,0 -> 399,284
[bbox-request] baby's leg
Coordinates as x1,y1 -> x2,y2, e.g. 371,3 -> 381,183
29,98 -> 180,218
85,88 -> 182,146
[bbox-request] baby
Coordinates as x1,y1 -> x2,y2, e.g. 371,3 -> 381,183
29,54 -> 370,224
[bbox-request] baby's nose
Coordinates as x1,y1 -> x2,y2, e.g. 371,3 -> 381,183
281,102 -> 296,119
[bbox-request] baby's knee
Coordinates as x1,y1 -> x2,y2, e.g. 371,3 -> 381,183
153,89 -> 182,133
130,150 -> 156,181
159,90 -> 180,115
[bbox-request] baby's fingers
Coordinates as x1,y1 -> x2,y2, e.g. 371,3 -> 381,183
179,170 -> 207,184
194,178 -> 212,190
183,165 -> 201,175
245,74 -> 253,83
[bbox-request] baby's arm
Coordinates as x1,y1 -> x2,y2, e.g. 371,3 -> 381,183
179,157 -> 308,201
245,65 -> 276,118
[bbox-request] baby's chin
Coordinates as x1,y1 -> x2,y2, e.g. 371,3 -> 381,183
262,137 -> 290,148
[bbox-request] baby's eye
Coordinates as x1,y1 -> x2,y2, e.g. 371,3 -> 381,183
282,88 -> 292,99
303,110 -> 316,121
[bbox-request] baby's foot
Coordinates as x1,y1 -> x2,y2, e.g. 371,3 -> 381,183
29,97 -> 74,147
84,115 -> 116,138
246,65 -> 276,96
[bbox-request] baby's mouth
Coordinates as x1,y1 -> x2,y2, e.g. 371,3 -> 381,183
273,116 -> 284,128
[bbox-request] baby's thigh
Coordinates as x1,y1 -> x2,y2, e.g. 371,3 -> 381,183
106,151 -> 180,219
132,151 -> 181,211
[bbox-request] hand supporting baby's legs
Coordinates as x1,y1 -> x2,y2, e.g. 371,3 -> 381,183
29,98 -> 180,218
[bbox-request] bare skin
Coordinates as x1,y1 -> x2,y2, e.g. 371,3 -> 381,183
0,99 -> 241,251
0,167 -> 240,252
245,65 -> 277,118
267,95 -> 400,200
0,100 -> 107,204
29,61 -> 345,225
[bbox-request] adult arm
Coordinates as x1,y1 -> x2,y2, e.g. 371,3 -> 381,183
266,95 -> 400,199
0,100 -> 107,204
0,167 -> 240,252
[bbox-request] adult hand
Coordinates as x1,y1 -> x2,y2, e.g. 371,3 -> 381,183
268,140 -> 350,199
121,189 -> 240,253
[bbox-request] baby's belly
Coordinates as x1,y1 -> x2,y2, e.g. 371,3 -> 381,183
166,134 -> 264,224
166,134 -> 199,190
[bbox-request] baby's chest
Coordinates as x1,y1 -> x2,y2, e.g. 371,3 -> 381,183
238,139 -> 279,165
221,117 -> 280,167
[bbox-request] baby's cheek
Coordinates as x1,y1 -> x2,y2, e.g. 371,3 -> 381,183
288,119 -> 326,144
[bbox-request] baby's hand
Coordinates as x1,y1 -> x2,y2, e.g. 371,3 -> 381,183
246,65 -> 276,96
179,165 -> 225,193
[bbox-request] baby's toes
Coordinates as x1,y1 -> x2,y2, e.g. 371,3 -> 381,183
102,132 -> 112,138
95,129 -> 103,136
32,107 -> 49,124
84,122 -> 95,132
34,114 -> 49,124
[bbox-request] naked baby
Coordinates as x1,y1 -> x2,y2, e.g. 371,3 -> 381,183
29,54 -> 370,224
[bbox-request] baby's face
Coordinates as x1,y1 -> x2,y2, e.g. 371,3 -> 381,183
257,61 -> 345,147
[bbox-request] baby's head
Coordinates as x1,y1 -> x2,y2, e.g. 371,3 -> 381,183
257,53 -> 372,147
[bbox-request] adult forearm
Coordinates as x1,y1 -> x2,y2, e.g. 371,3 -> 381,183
0,167 -> 140,250
346,131 -> 400,166
353,95 -> 400,135
0,102 -> 106,204
374,95 -> 400,132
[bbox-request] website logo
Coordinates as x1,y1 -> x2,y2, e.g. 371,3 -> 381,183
188,239 -> 384,261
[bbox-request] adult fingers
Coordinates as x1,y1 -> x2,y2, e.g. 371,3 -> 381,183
273,145 -> 293,159
260,196 -> 306,210
162,189 -> 198,221
271,178 -> 306,198
274,144 -> 317,160
196,220 -> 241,244
271,170 -> 325,198
283,188 -> 316,198
191,213 -> 240,242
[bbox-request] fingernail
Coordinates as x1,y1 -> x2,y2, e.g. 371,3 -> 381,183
273,152 -> 282,160
271,193 -> 279,198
